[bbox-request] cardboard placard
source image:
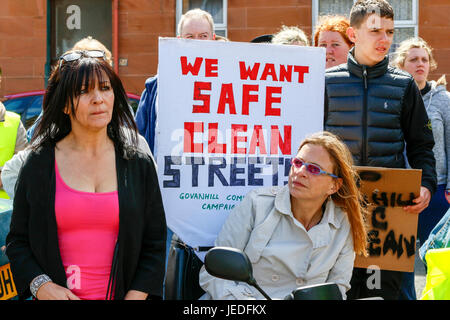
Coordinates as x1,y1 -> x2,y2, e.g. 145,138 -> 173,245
354,166 -> 422,272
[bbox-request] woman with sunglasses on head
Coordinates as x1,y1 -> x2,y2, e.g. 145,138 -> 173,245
199,131 -> 367,300
1,37 -> 155,201
5,50 -> 167,300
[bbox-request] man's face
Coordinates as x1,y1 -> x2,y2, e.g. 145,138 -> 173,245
180,17 -> 215,40
347,14 -> 394,66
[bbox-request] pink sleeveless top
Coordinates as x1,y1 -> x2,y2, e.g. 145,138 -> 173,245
54,160 -> 119,300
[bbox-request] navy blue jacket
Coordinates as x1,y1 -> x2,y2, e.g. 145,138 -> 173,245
324,49 -> 437,195
135,76 -> 158,154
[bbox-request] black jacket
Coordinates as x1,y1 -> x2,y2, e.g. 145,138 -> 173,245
324,49 -> 437,194
5,142 -> 167,299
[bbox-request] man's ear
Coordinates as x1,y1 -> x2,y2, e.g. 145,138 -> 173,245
346,27 -> 357,44
213,33 -> 216,40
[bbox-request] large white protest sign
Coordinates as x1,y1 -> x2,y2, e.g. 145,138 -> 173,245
156,38 -> 325,256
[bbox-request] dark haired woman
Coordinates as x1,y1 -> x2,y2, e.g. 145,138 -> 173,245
6,50 -> 166,300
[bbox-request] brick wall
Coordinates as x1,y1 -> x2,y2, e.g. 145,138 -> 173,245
228,0 -> 312,43
0,1 -> 448,98
0,0 -> 47,98
418,0 -> 450,82
117,0 -> 175,95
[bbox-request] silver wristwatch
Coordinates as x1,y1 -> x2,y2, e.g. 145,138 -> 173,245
30,274 -> 52,298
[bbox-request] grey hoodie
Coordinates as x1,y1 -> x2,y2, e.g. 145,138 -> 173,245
422,78 -> 450,189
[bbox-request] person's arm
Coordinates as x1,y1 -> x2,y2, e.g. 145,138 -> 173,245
135,77 -> 158,153
1,148 -> 31,199
443,93 -> 450,203
26,111 -> 42,142
199,191 -> 258,300
137,134 -> 157,169
14,121 -> 28,153
4,159 -> 48,297
401,80 -> 437,213
127,156 -> 166,299
135,86 -> 150,138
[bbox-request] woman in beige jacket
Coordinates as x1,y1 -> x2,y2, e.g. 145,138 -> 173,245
199,131 -> 367,300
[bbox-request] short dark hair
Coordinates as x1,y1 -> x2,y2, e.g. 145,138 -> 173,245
350,0 -> 394,28
33,53 -> 138,152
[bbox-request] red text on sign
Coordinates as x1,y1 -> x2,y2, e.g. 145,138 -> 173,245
183,122 -> 292,155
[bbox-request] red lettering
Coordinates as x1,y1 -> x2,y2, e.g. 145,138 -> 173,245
270,125 -> 291,155
242,84 -> 259,115
217,83 -> 237,114
279,65 -> 292,82
205,58 -> 218,77
265,86 -> 282,116
208,123 -> 226,154
294,66 -> 309,83
192,81 -> 211,113
180,56 -> 203,76
231,124 -> 247,154
239,61 -> 260,80
260,63 -> 278,81
184,122 -> 204,153
249,125 -> 267,154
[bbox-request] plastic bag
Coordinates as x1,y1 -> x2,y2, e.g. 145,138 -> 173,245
420,248 -> 450,300
419,208 -> 450,265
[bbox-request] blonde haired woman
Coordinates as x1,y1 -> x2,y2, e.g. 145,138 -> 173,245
272,25 -> 309,46
394,37 -> 450,300
394,37 -> 450,242
200,131 -> 367,300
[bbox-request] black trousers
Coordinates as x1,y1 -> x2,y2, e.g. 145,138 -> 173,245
346,267 -> 403,300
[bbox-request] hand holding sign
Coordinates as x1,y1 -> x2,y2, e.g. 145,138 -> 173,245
403,186 -> 432,214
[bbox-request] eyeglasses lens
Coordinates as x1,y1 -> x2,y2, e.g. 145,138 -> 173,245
292,158 -> 321,175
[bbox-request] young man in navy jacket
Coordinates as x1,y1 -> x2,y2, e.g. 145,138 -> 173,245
324,0 -> 436,300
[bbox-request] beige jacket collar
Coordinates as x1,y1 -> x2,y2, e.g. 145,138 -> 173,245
274,184 -> 341,228
274,184 -> 343,249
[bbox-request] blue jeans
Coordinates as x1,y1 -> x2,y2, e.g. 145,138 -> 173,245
417,185 -> 449,245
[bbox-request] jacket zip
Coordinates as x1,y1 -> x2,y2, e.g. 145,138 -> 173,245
362,66 -> 368,165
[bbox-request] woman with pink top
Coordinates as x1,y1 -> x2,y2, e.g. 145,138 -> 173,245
6,50 -> 166,300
